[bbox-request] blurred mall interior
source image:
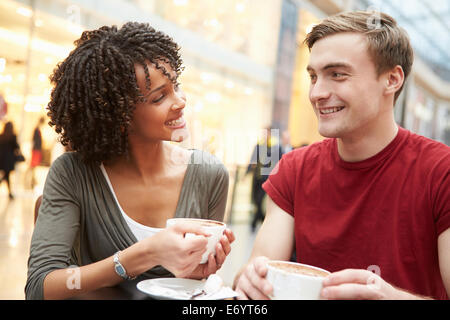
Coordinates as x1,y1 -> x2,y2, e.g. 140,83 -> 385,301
0,0 -> 449,299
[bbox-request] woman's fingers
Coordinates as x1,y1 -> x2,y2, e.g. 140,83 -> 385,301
172,223 -> 211,238
224,228 -> 236,244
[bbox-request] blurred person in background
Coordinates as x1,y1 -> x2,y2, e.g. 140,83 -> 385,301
0,121 -> 22,199
26,22 -> 234,300
29,116 -> 45,189
234,11 -> 450,300
246,127 -> 283,232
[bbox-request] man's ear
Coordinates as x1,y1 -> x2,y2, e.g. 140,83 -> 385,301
384,65 -> 405,96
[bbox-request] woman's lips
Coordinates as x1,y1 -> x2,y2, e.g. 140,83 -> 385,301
165,115 -> 186,128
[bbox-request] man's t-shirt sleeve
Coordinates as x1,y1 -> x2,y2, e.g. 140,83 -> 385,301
433,160 -> 450,236
262,152 -> 297,216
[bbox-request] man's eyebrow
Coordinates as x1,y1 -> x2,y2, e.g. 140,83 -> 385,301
307,63 -> 353,72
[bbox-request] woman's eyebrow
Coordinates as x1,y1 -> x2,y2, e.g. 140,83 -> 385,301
143,83 -> 166,98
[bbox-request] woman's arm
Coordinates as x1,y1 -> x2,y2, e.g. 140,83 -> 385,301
26,154 -> 209,299
43,223 -> 210,299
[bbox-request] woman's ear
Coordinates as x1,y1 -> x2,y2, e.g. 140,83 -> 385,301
384,65 -> 405,97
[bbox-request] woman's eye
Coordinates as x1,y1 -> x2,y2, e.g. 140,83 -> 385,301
152,94 -> 165,103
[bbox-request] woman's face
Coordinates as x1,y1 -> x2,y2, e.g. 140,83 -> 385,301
130,61 -> 188,144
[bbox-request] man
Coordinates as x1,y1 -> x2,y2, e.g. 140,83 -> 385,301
234,11 -> 450,300
247,127 -> 283,232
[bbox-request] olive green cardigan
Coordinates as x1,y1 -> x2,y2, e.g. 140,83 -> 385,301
25,150 -> 229,299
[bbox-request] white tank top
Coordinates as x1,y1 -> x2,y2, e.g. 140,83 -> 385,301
100,164 -> 163,241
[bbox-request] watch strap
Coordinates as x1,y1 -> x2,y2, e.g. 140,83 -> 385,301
113,251 -> 136,280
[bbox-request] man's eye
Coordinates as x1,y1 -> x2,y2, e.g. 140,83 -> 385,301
309,74 -> 317,82
332,72 -> 345,78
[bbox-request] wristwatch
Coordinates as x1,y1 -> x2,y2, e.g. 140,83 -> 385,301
113,251 -> 136,280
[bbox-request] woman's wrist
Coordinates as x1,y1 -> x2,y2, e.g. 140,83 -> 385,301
119,240 -> 158,278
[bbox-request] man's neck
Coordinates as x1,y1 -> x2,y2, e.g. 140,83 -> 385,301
336,118 -> 399,162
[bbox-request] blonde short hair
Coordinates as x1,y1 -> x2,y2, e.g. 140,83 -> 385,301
305,11 -> 414,102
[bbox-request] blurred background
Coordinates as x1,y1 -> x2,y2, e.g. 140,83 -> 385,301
0,0 -> 449,299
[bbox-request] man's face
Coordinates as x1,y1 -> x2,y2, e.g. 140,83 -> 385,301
307,32 -> 388,140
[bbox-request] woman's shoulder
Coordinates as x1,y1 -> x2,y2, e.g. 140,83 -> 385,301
190,149 -> 222,164
50,151 -> 89,175
190,149 -> 228,178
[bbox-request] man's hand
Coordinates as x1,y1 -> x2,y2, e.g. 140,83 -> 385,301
235,256 -> 273,300
321,269 -> 427,300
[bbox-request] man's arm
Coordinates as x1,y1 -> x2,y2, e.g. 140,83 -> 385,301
321,228 -> 450,300
233,197 -> 294,299
438,228 -> 450,297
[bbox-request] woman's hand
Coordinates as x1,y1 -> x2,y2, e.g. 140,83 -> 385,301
187,228 -> 235,280
146,223 -> 210,278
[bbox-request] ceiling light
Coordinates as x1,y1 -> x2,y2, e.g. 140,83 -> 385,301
25,103 -> 43,113
0,58 -> 5,73
173,0 -> 188,6
38,73 -> 47,82
200,72 -> 213,84
194,102 -> 204,112
236,3 -> 245,13
205,92 -> 221,103
16,7 -> 33,17
225,80 -> 234,89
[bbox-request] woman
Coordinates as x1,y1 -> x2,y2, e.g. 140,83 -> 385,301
29,116 -> 45,188
26,22 -> 234,300
0,121 -> 20,199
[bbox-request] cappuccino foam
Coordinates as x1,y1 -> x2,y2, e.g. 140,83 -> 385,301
269,262 -> 328,278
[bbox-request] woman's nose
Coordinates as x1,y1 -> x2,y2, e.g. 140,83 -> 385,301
171,103 -> 184,111
172,89 -> 186,111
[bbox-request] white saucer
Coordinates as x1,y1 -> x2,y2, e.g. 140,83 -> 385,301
136,278 -> 237,300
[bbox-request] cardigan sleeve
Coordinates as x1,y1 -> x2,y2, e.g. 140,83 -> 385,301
25,153 -> 81,300
207,160 -> 229,222
199,151 -> 229,223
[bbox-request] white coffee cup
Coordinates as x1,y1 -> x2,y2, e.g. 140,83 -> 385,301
166,218 -> 226,264
266,260 -> 330,300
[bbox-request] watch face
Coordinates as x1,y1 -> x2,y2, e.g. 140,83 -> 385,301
116,265 -> 126,276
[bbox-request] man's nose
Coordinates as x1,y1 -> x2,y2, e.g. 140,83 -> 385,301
309,78 -> 331,104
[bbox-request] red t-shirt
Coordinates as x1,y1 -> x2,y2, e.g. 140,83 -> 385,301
263,127 -> 450,299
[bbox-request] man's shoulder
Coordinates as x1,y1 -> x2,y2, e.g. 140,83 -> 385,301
405,130 -> 449,159
284,138 -> 332,160
278,138 -> 333,172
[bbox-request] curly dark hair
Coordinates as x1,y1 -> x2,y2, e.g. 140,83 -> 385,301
47,22 -> 184,164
